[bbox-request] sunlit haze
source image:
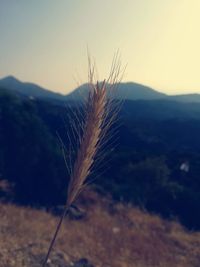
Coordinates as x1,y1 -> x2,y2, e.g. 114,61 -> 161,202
0,0 -> 200,94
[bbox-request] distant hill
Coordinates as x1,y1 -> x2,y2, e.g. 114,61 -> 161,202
1,75 -> 200,103
115,82 -> 167,100
66,82 -> 200,103
169,94 -> 200,103
66,83 -> 89,101
121,99 -> 200,120
67,82 -> 167,101
0,76 -> 65,102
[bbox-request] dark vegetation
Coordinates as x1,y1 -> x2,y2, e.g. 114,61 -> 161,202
0,88 -> 200,230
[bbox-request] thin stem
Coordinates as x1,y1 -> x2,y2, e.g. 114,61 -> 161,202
42,205 -> 70,267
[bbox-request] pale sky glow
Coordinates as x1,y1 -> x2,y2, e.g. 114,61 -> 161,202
0,0 -> 200,94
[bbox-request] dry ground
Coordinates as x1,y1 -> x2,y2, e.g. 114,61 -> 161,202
0,190 -> 199,267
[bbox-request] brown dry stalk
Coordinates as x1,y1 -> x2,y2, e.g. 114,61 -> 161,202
42,56 -> 122,266
66,81 -> 107,206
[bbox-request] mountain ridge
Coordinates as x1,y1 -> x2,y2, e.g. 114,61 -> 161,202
0,76 -> 65,101
1,75 -> 200,103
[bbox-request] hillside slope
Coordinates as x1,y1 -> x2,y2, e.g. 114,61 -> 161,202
67,82 -> 166,101
0,191 -> 199,267
0,76 -> 65,101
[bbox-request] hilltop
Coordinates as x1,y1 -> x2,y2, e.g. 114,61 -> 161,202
0,76 -> 65,102
0,190 -> 199,267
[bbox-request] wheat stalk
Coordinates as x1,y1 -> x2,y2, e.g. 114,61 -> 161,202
42,56 -> 123,266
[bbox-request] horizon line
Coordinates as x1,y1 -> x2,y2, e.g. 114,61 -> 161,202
0,74 -> 200,97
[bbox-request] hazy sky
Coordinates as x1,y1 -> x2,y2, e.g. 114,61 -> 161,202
0,0 -> 200,94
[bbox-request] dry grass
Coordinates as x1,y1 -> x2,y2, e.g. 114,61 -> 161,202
67,80 -> 108,206
66,53 -> 123,207
43,58 -> 123,265
0,190 -> 199,267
